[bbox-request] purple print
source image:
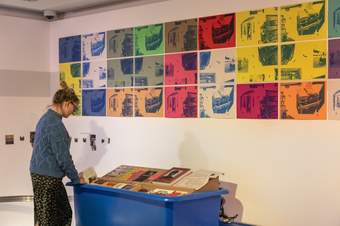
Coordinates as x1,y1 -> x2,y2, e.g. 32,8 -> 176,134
329,39 -> 340,79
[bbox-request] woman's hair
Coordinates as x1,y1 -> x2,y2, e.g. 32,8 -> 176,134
52,81 -> 79,105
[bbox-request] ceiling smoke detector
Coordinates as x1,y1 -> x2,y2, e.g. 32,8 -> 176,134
43,10 -> 57,20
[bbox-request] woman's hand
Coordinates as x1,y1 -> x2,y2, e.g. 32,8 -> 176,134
79,172 -> 87,184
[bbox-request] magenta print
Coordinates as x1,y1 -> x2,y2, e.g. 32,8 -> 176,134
237,83 -> 278,119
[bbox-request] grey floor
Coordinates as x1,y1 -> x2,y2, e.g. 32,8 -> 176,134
0,201 -> 76,226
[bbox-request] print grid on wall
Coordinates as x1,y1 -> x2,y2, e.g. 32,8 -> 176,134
59,0 -> 340,120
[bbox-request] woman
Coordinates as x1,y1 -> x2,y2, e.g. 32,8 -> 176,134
30,82 -> 84,226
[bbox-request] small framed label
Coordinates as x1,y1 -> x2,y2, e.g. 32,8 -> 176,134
5,135 -> 14,145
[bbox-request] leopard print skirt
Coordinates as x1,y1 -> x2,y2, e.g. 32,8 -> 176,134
31,173 -> 72,226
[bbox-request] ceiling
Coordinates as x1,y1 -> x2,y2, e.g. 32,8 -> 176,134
0,0 -> 167,20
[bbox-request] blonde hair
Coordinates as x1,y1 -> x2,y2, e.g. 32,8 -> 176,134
53,81 -> 79,105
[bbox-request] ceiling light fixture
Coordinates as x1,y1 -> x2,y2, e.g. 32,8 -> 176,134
22,0 -> 39,2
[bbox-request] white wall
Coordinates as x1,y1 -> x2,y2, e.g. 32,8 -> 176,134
46,0 -> 340,226
1,0 -> 340,226
48,1 -> 340,226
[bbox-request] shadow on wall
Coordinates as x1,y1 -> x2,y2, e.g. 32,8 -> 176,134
72,120 -> 109,171
220,181 -> 244,223
178,132 -> 208,168
178,133 -> 245,223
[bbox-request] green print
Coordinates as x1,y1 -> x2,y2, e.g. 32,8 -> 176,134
135,24 -> 164,56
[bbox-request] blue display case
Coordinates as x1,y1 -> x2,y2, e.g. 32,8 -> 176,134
68,183 -> 227,226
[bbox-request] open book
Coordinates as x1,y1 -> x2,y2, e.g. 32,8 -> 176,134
152,167 -> 191,185
104,165 -> 166,182
173,169 -> 223,190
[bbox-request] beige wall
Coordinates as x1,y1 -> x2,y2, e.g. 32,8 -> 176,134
0,15 -> 50,196
0,15 -> 50,72
0,15 -> 52,226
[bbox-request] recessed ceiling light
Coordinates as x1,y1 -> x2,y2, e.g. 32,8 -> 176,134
22,0 -> 38,2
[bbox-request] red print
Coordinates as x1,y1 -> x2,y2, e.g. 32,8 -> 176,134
199,13 -> 236,50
